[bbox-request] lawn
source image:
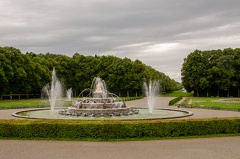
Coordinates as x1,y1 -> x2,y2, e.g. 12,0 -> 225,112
0,99 -> 48,108
0,99 -> 73,109
0,96 -> 141,109
191,97 -> 240,110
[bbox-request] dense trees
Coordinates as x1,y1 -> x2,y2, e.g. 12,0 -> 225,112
182,48 -> 240,97
0,46 -> 179,99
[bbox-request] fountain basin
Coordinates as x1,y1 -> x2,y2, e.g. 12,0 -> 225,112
12,108 -> 193,120
75,102 -> 125,109
65,107 -> 137,116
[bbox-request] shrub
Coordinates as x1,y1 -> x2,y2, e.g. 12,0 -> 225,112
122,96 -> 143,102
0,118 -> 239,140
168,96 -> 182,106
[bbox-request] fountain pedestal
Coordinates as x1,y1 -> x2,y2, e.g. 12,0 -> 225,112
59,77 -> 138,117
93,92 -> 103,98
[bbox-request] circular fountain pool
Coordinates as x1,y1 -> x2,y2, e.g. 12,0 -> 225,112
12,108 -> 192,120
20,74 -> 192,121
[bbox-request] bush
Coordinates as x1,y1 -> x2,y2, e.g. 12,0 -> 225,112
121,96 -> 143,102
168,96 -> 182,106
0,118 -> 239,140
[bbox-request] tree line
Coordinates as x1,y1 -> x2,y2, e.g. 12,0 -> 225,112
0,46 -> 180,99
181,48 -> 240,97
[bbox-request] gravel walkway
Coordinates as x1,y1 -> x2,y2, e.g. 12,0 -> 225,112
0,137 -> 239,159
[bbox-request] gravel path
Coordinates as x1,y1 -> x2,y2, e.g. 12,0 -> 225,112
0,137 -> 240,159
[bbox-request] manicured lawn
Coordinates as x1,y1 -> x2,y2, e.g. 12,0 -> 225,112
0,99 -> 49,108
163,90 -> 193,97
191,97 -> 240,109
0,99 -> 73,109
0,97 -> 142,109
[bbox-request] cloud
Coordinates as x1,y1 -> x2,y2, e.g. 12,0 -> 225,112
1,0 -> 240,82
143,43 -> 179,54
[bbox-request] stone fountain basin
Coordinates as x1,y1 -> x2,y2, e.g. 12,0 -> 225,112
12,108 -> 193,120
68,107 -> 131,116
82,98 -> 116,103
80,103 -> 124,109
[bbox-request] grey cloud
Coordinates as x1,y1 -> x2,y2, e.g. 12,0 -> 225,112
1,0 -> 240,82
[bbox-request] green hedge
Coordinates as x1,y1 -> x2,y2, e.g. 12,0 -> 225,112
0,118 -> 239,140
0,105 -> 48,110
168,96 -> 182,106
121,96 -> 143,102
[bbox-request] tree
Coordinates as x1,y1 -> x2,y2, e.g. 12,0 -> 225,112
182,48 -> 240,97
0,46 -> 179,99
0,47 -> 9,96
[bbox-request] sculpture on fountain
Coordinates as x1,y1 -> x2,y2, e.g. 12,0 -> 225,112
59,77 -> 138,117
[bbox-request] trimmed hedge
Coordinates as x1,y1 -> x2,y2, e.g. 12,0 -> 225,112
0,118 -> 239,140
0,105 -> 48,110
168,96 -> 182,106
122,96 -> 143,102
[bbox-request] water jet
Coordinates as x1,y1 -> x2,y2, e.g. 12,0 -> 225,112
143,80 -> 160,113
42,68 -> 63,111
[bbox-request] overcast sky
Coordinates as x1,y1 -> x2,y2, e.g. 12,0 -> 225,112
1,0 -> 240,82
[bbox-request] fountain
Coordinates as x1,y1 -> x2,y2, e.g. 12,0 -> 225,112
12,71 -> 193,120
66,88 -> 73,101
42,68 -> 63,111
143,80 -> 160,113
59,77 -> 139,117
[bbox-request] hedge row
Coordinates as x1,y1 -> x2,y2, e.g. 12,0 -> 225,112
122,96 -> 143,102
168,96 -> 182,106
0,105 -> 47,110
0,118 -> 239,140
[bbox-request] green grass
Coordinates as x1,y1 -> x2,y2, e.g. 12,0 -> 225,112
0,99 -> 73,109
0,99 -> 49,107
163,90 -> 193,97
0,97 -> 142,109
191,97 -> 240,109
192,97 -> 240,109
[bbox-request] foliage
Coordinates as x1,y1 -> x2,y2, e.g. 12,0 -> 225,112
182,48 -> 240,97
168,96 -> 183,105
0,46 -> 179,99
121,96 -> 143,101
0,118 -> 239,140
